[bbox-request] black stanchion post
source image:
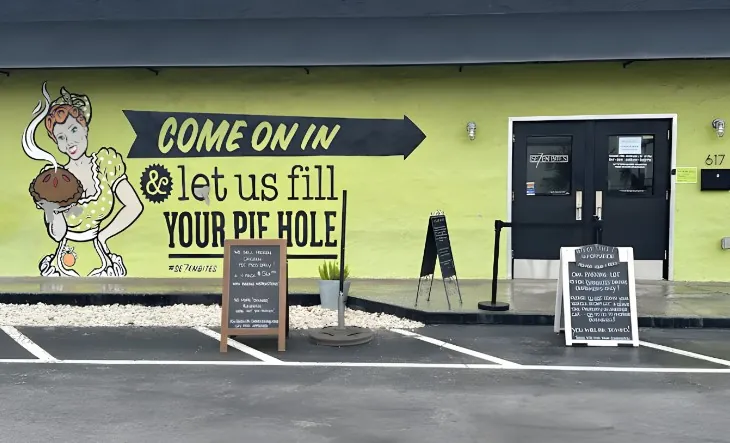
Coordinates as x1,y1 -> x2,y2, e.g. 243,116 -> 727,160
478,220 -> 510,311
491,221 -> 501,303
337,190 -> 347,328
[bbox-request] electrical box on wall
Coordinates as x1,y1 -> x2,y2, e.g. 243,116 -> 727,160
700,169 -> 730,191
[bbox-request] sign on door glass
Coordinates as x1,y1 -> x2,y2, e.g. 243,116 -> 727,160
607,135 -> 654,195
526,136 -> 572,196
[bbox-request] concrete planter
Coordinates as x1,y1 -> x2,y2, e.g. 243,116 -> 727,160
318,280 -> 351,310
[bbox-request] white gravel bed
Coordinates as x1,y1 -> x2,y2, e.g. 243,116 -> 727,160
0,304 -> 424,329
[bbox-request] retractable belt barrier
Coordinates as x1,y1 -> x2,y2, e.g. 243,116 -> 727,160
478,217 -> 603,311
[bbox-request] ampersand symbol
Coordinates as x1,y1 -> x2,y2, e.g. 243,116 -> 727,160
146,170 -> 170,195
140,164 -> 173,204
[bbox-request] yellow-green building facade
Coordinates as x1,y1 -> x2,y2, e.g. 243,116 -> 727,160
2,62 -> 729,281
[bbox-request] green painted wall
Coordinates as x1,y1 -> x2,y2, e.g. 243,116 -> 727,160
0,61 -> 727,280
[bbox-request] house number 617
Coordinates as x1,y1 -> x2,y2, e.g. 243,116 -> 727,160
705,154 -> 725,166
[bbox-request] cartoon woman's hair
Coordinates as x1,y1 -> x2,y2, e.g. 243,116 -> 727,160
21,83 -> 93,168
22,82 -> 58,169
45,105 -> 88,142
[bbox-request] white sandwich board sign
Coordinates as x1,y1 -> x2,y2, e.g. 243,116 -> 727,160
554,244 -> 639,347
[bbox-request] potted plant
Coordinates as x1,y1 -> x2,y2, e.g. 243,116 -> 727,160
318,261 -> 351,310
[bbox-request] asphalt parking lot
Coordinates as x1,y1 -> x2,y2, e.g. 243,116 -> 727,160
1,325 -> 729,442
2,324 -> 729,370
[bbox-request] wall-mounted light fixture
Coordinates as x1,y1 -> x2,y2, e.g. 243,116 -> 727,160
713,118 -> 725,138
466,122 -> 477,141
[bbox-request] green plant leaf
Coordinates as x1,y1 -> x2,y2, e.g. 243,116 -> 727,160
317,260 -> 351,280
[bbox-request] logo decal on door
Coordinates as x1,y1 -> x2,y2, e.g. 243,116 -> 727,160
526,181 -> 535,195
529,153 -> 569,168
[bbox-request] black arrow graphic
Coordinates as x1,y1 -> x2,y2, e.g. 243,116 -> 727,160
123,110 -> 426,160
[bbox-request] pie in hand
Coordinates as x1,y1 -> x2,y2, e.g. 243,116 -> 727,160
29,167 -> 84,208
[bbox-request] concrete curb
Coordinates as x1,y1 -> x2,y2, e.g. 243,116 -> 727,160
346,297 -> 730,329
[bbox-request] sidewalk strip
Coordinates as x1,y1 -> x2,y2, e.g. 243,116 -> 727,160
0,326 -> 58,362
639,340 -> 730,367
390,328 -> 521,367
193,326 -> 282,363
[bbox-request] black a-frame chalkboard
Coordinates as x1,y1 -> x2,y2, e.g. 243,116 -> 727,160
415,211 -> 462,309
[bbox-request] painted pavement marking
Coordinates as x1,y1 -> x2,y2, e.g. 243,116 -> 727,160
0,359 -> 46,364
0,326 -> 58,362
639,340 -> 730,367
390,328 -> 522,367
0,359 -> 727,373
193,326 -> 283,363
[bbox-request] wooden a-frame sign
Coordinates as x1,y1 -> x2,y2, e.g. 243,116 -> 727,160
220,238 -> 288,352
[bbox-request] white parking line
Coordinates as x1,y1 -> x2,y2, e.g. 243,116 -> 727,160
640,340 -> 730,367
390,328 -> 521,367
57,360 -> 475,368
0,326 -> 57,362
482,364 -> 730,374
192,326 -> 282,363
282,361 -> 498,369
0,359 -> 728,373
0,359 -> 47,364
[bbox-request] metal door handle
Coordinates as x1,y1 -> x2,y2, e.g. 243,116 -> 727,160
575,190 -> 583,221
595,191 -> 603,220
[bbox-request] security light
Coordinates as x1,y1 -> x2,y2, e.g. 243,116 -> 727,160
712,118 -> 725,137
466,122 -> 477,140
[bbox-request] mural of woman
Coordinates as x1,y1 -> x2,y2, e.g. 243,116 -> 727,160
23,82 -> 144,277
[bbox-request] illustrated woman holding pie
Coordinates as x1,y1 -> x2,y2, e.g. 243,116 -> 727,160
22,82 -> 144,277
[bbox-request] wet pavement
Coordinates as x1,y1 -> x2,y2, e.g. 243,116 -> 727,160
0,325 -> 729,442
353,278 -> 730,317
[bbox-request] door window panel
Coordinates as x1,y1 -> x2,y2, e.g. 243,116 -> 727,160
607,135 -> 654,195
525,136 -> 572,196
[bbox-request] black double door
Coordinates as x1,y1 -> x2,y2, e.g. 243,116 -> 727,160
511,119 -> 671,280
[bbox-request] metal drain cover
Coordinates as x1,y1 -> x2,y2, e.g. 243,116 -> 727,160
308,326 -> 375,347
